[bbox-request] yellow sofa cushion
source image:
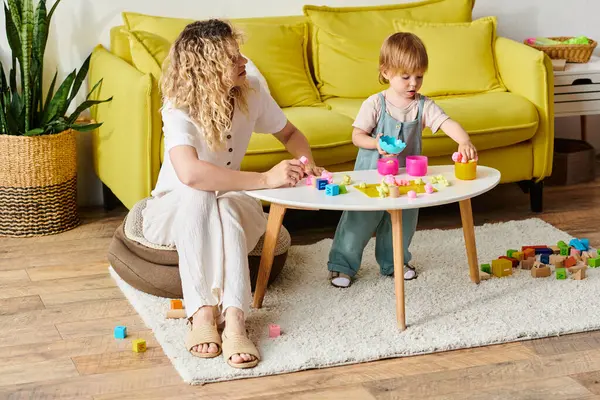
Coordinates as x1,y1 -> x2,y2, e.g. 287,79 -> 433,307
303,0 -> 474,99
392,17 -> 504,97
325,91 -> 538,156
122,13 -> 321,108
125,30 -> 171,82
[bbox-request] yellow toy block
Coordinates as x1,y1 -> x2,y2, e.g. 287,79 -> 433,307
492,258 -> 513,277
132,339 -> 147,353
512,251 -> 524,261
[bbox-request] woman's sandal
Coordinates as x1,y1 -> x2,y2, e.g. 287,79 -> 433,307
404,264 -> 417,280
185,322 -> 222,358
221,331 -> 260,369
329,271 -> 352,288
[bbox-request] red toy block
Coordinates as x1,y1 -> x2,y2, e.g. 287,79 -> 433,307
564,256 -> 577,268
269,324 -> 281,338
499,256 -> 519,269
521,245 -> 547,252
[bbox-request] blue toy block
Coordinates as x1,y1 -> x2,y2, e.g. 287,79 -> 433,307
570,239 -> 587,252
316,178 -> 328,190
540,254 -> 550,264
581,239 -> 589,250
535,247 -> 553,256
325,184 -> 340,196
114,326 -> 127,339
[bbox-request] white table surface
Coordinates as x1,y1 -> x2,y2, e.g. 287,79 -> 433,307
245,165 -> 501,211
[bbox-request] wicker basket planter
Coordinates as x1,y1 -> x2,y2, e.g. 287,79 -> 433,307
0,130 -> 80,237
524,37 -> 597,63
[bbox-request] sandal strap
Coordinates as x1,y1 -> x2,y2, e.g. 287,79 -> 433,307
222,332 -> 260,362
185,324 -> 221,352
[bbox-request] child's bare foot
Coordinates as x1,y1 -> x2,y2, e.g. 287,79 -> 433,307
190,306 -> 220,355
224,308 -> 256,365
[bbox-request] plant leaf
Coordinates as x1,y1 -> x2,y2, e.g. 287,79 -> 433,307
21,0 -> 34,131
5,4 -> 23,64
43,70 -> 57,114
7,0 -> 22,37
24,127 -> 44,136
68,122 -> 103,132
32,0 -> 47,66
66,96 -> 112,124
41,69 -> 75,124
47,0 -> 61,22
68,53 -> 90,103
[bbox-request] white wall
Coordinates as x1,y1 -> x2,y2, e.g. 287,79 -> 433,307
1,0 -> 599,206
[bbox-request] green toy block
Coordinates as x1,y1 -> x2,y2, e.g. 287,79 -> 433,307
555,267 -> 567,279
480,263 -> 491,274
507,249 -> 518,258
557,240 -> 568,249
560,247 -> 569,256
338,184 -> 347,194
588,257 -> 600,268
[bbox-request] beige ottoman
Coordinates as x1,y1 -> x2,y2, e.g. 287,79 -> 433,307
108,198 -> 291,298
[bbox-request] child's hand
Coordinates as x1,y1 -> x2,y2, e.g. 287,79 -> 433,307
457,141 -> 477,161
375,133 -> 389,156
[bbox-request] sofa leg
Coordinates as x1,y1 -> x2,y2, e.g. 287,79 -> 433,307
517,180 -> 544,212
102,183 -> 121,211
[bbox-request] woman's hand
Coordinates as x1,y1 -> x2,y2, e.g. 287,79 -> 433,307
263,159 -> 305,188
375,133 -> 389,156
304,161 -> 324,177
457,141 -> 477,161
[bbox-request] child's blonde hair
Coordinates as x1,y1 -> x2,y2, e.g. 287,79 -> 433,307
161,19 -> 249,152
379,32 -> 428,84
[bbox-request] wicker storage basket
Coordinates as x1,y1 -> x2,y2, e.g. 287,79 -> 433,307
524,37 -> 597,63
0,130 -> 80,237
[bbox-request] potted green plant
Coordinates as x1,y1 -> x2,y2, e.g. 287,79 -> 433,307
0,0 -> 111,237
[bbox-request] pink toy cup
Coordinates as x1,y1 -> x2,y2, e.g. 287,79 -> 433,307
406,156 -> 428,177
377,156 -> 399,175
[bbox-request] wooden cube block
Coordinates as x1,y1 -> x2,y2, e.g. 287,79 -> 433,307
549,245 -> 561,255
531,265 -> 551,278
132,339 -> 147,353
499,256 -> 519,269
520,257 -> 535,270
573,268 -> 586,280
523,248 -> 536,259
549,255 -> 566,265
479,271 -> 491,280
170,299 -> 183,310
492,259 -> 513,277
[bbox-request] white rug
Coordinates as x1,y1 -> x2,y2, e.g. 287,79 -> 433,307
109,218 -> 600,385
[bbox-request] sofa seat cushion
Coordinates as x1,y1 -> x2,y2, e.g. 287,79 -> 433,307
325,91 -> 539,157
240,106 -> 357,172
108,198 -> 291,298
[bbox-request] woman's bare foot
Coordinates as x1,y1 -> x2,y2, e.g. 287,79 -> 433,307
191,306 -> 219,355
224,307 -> 256,365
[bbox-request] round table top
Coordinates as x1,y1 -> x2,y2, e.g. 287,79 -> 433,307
245,165 -> 501,211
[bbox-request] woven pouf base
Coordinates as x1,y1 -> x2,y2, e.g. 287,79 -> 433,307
108,198 -> 291,298
0,130 -> 80,237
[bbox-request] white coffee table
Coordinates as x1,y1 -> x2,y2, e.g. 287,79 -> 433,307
245,165 -> 501,330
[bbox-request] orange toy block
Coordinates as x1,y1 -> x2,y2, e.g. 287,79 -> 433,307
523,248 -> 536,259
170,299 -> 183,310
492,259 -> 513,277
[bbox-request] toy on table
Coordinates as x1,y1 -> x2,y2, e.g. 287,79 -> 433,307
354,178 -> 436,198
326,184 -> 340,196
132,339 -> 147,353
406,156 -> 428,177
379,136 -> 406,154
453,152 -> 477,180
269,324 -> 281,338
407,190 -> 417,199
114,326 -> 127,339
377,156 -> 399,175
342,175 -> 352,185
299,156 -> 308,165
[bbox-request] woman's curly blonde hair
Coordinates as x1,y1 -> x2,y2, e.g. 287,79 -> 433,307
161,19 -> 249,152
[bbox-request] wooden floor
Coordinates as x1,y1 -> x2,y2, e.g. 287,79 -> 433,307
1,166 -> 600,400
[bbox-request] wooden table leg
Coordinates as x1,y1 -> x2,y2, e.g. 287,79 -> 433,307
459,199 -> 480,284
581,115 -> 588,143
252,203 -> 287,309
389,210 -> 406,330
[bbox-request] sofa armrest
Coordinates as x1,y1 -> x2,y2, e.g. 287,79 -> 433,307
89,45 -> 162,209
495,37 -> 554,181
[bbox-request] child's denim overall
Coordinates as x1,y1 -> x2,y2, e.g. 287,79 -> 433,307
327,93 -> 424,277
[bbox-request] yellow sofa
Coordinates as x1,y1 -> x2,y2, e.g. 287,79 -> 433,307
89,0 -> 554,212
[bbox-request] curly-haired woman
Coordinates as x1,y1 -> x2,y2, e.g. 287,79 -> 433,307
142,19 -> 323,369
